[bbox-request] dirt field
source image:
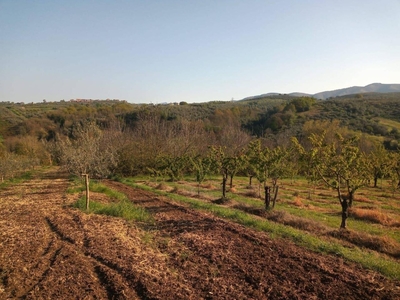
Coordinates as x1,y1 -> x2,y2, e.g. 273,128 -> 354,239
0,169 -> 399,299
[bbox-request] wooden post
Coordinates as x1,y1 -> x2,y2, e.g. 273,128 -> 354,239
82,174 -> 90,210
222,177 -> 227,199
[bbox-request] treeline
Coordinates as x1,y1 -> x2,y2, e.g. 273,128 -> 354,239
1,94 -> 400,183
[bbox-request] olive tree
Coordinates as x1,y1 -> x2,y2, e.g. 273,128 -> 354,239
56,122 -> 119,209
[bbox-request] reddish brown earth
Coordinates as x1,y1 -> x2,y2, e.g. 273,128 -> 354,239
0,168 -> 399,299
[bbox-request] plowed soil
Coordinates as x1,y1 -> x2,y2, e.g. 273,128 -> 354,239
0,168 -> 399,299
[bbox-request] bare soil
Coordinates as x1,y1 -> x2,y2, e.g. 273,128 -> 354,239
0,168 -> 399,299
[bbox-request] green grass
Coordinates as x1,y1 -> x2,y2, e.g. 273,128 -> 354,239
73,196 -> 153,223
0,171 -> 33,189
122,178 -> 400,280
69,179 -> 153,224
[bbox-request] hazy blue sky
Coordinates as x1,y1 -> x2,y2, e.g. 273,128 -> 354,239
1,1 -> 399,103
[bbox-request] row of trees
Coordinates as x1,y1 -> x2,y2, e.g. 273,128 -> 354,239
47,118 -> 400,229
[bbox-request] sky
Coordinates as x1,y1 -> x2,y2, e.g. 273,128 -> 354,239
1,0 -> 399,104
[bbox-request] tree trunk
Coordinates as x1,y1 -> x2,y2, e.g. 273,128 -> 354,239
265,186 -> 271,209
340,197 -> 349,229
337,182 -> 348,229
373,176 -> 378,188
249,175 -> 253,187
222,177 -> 227,199
230,175 -> 233,189
348,190 -> 354,208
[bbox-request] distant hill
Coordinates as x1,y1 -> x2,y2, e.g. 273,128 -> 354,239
313,83 -> 400,99
242,83 -> 400,101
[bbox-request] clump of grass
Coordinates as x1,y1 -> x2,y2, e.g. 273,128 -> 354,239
212,197 -> 231,205
243,190 -> 258,198
229,187 -> 237,193
292,197 -> 304,207
350,207 -> 392,225
156,183 -> 169,191
201,183 -> 216,189
171,186 -> 179,193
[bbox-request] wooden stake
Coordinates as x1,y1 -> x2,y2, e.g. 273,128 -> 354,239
82,174 -> 90,210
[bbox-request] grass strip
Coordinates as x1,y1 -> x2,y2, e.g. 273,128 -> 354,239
123,179 -> 400,280
0,171 -> 33,189
71,180 -> 153,224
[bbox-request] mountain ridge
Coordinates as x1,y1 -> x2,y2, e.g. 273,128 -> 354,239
242,83 -> 400,101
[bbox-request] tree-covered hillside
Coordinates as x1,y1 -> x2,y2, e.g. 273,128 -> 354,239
0,92 -> 400,180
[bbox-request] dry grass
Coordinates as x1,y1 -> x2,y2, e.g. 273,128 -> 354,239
350,207 -> 393,225
229,187 -> 237,193
355,196 -> 374,204
200,183 -> 216,189
266,210 -> 326,234
174,188 -> 197,198
329,230 -> 400,259
242,190 -> 259,198
232,204 -> 266,217
292,197 -> 304,207
156,183 -> 170,191
171,186 -> 179,193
